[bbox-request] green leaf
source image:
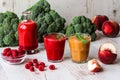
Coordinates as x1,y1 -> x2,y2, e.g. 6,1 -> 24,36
75,33 -> 88,44
57,34 -> 63,39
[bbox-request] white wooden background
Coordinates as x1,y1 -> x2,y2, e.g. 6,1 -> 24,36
0,0 -> 120,24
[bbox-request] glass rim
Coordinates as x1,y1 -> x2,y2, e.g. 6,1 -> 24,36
43,33 -> 66,38
68,33 -> 91,41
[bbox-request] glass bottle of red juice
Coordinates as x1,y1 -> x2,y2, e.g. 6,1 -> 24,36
18,11 -> 38,54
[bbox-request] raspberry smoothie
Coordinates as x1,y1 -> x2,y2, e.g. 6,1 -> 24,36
43,33 -> 66,62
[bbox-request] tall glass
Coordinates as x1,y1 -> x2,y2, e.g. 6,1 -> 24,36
43,33 -> 66,62
68,33 -> 91,63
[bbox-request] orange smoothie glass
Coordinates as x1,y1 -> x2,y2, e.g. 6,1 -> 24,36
68,33 -> 91,63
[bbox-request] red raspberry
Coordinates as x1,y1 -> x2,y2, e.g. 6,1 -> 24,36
11,49 -> 18,58
30,66 -> 35,72
39,62 -> 45,67
3,48 -> 11,53
33,59 -> 38,63
17,52 -> 25,58
49,64 -> 56,70
17,47 -> 24,53
28,61 -> 33,66
18,47 -> 25,55
25,63 -> 30,69
34,63 -> 39,68
2,48 -> 11,56
2,52 -> 7,56
6,51 -> 12,57
38,65 -> 44,71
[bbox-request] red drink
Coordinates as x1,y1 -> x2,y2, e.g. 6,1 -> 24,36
18,20 -> 38,51
43,33 -> 66,62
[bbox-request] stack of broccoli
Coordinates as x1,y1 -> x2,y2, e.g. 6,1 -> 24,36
22,0 -> 66,42
0,11 -> 19,47
66,16 -> 97,41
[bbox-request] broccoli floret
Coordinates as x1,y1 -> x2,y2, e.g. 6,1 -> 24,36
47,22 -> 57,33
11,18 -> 19,31
74,24 -> 83,33
3,31 -> 14,45
2,18 -> 12,34
15,31 -> 18,40
0,13 -> 7,23
80,16 -> 86,23
0,27 -> 4,46
0,11 -> 19,47
38,22 -> 48,34
91,33 -> 97,41
44,13 -> 53,24
66,24 -> 75,37
6,11 -> 18,19
30,6 -> 42,20
49,10 -> 60,20
65,16 -> 97,41
72,16 -> 81,24
55,18 -> 62,27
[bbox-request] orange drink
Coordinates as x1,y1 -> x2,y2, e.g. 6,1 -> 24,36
68,33 -> 91,63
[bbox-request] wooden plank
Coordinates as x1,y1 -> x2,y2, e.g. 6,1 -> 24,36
13,0 -> 39,17
0,0 -> 120,23
0,0 -> 14,12
0,63 -> 8,80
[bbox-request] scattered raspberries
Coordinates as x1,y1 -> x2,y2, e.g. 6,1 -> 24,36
1,47 -> 26,64
24,58 -> 56,72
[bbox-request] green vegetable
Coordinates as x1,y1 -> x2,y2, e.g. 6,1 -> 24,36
75,33 -> 88,44
57,34 -> 63,39
66,24 -> 75,37
65,16 -> 97,41
21,0 -> 66,42
0,11 -> 19,47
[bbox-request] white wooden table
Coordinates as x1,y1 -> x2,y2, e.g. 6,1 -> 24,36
0,31 -> 120,80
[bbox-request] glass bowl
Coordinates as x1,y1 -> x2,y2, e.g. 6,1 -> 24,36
1,52 -> 26,65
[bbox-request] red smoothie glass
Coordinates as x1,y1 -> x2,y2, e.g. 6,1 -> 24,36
43,33 -> 66,62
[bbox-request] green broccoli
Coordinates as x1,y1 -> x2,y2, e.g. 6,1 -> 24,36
74,24 -> 83,33
65,16 -> 97,41
44,13 -> 53,24
0,13 -> 6,23
49,10 -> 60,20
0,11 -> 19,47
72,16 -> 81,24
66,24 -> 75,37
21,0 -> 66,42
3,31 -> 14,45
5,11 -> 18,19
0,27 -> 4,46
47,22 -> 57,33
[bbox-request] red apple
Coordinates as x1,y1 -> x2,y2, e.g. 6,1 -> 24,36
92,15 -> 109,31
88,59 -> 102,72
102,20 -> 120,37
98,43 -> 117,64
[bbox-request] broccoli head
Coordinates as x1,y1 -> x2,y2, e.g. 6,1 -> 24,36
66,16 -> 97,41
0,11 -> 19,47
21,0 -> 66,42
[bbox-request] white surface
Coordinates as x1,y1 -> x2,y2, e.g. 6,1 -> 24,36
0,31 -> 120,80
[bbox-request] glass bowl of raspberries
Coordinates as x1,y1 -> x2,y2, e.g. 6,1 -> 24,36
1,47 -> 26,65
